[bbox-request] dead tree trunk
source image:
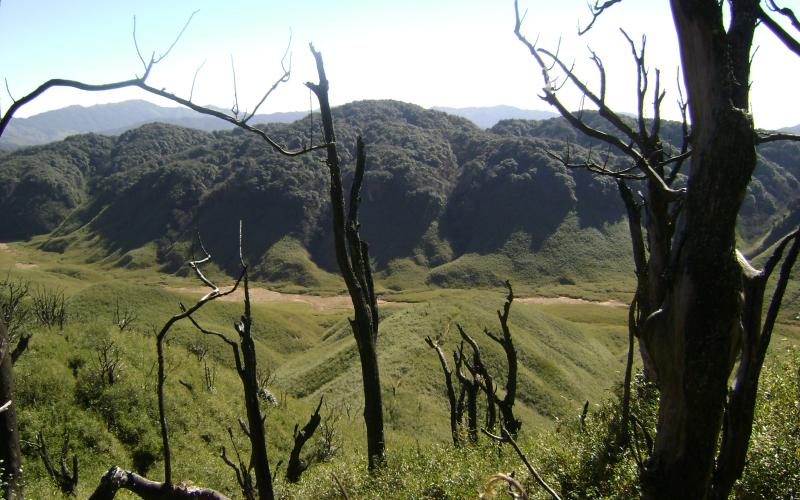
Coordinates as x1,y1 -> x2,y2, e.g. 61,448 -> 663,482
305,45 -> 385,469
88,466 -> 230,500
424,336 -> 462,446
457,325 -> 498,433
32,431 -> 79,496
453,342 -> 479,443
182,233 -> 274,500
286,398 -> 323,483
515,1 -> 800,497
0,322 -> 22,500
235,270 -> 275,500
484,281 -> 521,436
644,3 -> 768,498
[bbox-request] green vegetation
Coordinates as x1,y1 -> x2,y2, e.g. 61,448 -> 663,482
2,103 -> 793,298
3,240 -> 796,496
1,103 -> 798,497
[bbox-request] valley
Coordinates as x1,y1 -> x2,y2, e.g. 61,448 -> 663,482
0,101 -> 798,497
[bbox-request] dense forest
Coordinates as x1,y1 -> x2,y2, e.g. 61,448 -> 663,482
1,100 -> 797,289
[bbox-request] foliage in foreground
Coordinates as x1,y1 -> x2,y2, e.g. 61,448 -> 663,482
283,346 -> 799,499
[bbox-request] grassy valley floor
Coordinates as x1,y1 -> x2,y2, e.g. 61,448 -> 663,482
1,239 -> 797,497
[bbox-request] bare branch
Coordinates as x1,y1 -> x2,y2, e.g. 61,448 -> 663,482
230,55 -> 241,119
539,46 -> 639,142
243,32 -> 292,123
757,227 -> 800,354
757,5 -> 800,57
767,0 -> 800,31
578,0 -> 625,35
756,131 -> 800,144
482,427 -> 561,500
132,16 -> 149,74
331,472 -> 351,500
4,78 -> 14,103
619,29 -> 649,142
154,10 -> 200,65
0,74 -> 329,157
189,60 -> 206,102
546,149 -> 645,180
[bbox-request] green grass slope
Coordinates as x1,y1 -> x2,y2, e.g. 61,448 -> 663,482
277,289 -> 629,446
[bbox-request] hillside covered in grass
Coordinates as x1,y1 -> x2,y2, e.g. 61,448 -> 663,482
0,240 -> 646,497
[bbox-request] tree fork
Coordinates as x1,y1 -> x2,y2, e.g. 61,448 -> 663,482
306,44 -> 385,469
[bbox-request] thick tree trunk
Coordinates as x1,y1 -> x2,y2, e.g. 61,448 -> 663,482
641,3 -> 759,497
353,325 -> 385,467
0,322 -> 23,500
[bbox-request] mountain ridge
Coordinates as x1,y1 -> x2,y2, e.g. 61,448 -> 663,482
1,100 -> 558,148
1,100 -> 795,291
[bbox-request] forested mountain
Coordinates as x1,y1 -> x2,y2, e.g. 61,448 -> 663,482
1,100 -> 795,288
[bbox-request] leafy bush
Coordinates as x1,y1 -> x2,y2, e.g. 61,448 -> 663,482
735,346 -> 800,498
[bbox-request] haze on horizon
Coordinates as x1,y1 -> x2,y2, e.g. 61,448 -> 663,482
1,0 -> 799,130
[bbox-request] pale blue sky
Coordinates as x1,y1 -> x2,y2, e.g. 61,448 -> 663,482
1,0 -> 799,129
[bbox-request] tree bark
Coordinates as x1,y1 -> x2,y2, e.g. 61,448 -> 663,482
286,398 -> 323,483
641,2 -> 759,498
306,45 -> 385,469
0,322 -> 22,500
236,270 -> 274,500
88,466 -> 229,500
424,336 -> 461,446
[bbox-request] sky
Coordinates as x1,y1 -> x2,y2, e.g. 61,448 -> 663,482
1,0 -> 799,129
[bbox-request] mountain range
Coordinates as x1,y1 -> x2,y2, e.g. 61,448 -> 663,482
0,100 -> 307,148
1,100 -> 796,290
0,100 -> 558,149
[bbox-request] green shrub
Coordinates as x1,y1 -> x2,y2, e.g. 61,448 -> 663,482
735,346 -> 800,498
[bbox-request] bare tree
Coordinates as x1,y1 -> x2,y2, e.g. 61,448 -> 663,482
514,1 -> 800,498
90,240 -> 245,499
0,322 -> 22,499
94,338 -> 124,386
1,8 -> 387,482
31,286 -> 68,330
286,397 -> 324,483
114,298 -> 138,332
437,282 -> 520,440
0,276 -> 32,363
29,431 -> 79,496
424,335 -> 463,446
182,230 -> 277,500
305,47 -> 386,468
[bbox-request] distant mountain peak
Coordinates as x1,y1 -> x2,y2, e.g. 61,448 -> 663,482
0,100 -> 306,148
431,105 -> 557,128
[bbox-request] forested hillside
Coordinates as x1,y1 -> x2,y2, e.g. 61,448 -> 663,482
1,100 -> 794,291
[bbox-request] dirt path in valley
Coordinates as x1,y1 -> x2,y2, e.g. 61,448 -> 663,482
516,296 -> 627,307
0,243 -> 39,269
168,286 -> 626,311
